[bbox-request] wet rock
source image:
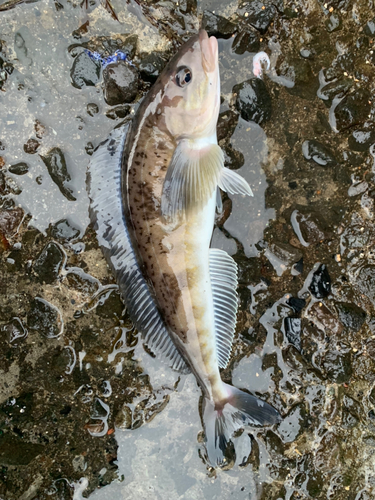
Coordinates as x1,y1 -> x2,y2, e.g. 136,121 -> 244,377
33,242 -> 64,284
70,51 -> 101,89
334,88 -> 371,131
50,219 -> 80,242
201,11 -> 236,39
370,387 -> 375,406
233,78 -> 272,124
105,104 -> 131,120
319,77 -> 353,101
34,119 -> 46,139
268,242 -> 303,266
307,302 -> 343,336
335,302 -> 366,332
284,318 -> 301,351
96,289 -> 123,319
286,297 -> 306,314
364,17 -> 375,36
291,209 -> 327,246
1,317 -> 27,345
85,142 -> 94,155
87,103 -> 99,116
277,57 -> 319,100
306,470 -> 324,498
40,147 -> 76,201
302,140 -> 337,167
325,13 -> 342,33
23,138 -> 40,154
8,162 -> 29,175
103,61 -> 139,106
139,52 -> 165,82
27,297 -> 63,338
348,127 -> 375,152
322,348 -> 352,383
308,264 -> 331,299
238,0 -> 278,34
356,265 -> 375,306
65,270 -> 99,296
0,433 -> 44,465
278,404 -> 309,443
231,27 -> 260,55
87,34 -> 138,61
0,207 -> 23,237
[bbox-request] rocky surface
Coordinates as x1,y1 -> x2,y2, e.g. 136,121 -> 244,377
0,0 -> 375,499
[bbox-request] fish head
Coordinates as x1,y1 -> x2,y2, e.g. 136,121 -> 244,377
158,30 -> 220,141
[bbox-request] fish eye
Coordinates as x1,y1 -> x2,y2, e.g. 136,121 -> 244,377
175,66 -> 192,87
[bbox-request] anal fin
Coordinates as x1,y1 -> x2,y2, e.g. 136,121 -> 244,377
209,248 -> 239,368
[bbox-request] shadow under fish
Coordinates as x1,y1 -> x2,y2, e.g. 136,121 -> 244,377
87,29 -> 281,468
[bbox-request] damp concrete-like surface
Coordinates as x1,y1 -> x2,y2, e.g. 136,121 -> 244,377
1,0 -> 375,499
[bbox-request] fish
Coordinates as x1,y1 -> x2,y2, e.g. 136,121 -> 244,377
87,29 -> 280,467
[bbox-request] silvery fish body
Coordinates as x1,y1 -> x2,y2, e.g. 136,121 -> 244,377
88,30 -> 280,467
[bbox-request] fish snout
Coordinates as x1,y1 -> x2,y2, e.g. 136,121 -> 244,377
199,29 -> 218,73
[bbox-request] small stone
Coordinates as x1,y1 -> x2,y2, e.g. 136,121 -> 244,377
87,103 -> 99,116
50,218 -> 80,241
0,207 -> 23,237
34,119 -> 46,139
334,88 -> 371,131
302,140 -> 337,167
33,242 -> 64,284
103,61 -> 139,106
356,265 -> 375,306
8,162 -> 29,175
309,264 -> 331,299
27,297 -> 63,338
319,77 -> 353,101
24,138 -> 40,154
364,17 -> 375,36
85,142 -> 94,155
284,318 -> 301,351
322,349 -> 352,383
325,13 -> 342,32
348,127 -> 375,152
335,302 -> 366,332
291,210 -> 327,245
277,57 -> 318,100
201,11 -> 237,39
105,104 -> 131,120
308,302 -> 343,336
233,78 -> 272,124
239,0 -> 277,34
232,28 -> 260,55
286,297 -> 306,314
70,51 -> 101,89
0,433 -> 44,466
40,147 -> 76,201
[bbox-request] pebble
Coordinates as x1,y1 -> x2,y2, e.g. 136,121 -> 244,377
233,78 -> 272,124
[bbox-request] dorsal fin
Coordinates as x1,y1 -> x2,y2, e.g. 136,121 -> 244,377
87,124 -> 189,374
209,248 -> 238,368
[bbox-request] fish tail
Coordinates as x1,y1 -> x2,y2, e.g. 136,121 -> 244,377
202,383 -> 281,468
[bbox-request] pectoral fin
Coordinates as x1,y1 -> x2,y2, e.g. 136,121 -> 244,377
161,140 -> 224,222
218,167 -> 253,197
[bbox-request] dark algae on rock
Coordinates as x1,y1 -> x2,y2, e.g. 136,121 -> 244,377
1,0 -> 375,498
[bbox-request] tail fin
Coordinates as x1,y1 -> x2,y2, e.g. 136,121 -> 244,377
202,383 -> 281,468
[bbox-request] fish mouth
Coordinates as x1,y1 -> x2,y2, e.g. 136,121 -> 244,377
199,29 -> 218,73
